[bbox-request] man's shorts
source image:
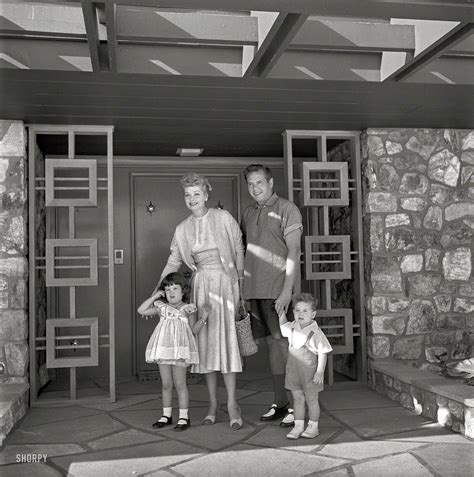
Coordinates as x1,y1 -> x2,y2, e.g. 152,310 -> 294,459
248,299 -> 294,340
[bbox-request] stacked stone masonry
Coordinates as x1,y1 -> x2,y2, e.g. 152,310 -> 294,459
0,120 -> 28,385
362,128 -> 474,373
0,120 -> 29,443
369,361 -> 473,438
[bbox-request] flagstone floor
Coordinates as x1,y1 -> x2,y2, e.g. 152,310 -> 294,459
0,369 -> 472,476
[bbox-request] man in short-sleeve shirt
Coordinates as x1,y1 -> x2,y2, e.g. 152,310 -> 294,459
241,164 -> 303,427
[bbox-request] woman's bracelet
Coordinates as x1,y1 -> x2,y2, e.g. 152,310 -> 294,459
238,277 -> 244,281
200,318 -> 207,325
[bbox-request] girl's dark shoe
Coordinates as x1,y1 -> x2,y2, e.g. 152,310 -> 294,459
174,418 -> 191,431
152,416 -> 172,428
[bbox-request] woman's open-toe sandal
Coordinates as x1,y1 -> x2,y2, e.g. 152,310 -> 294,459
228,405 -> 243,430
152,416 -> 172,429
174,418 -> 191,431
203,402 -> 220,425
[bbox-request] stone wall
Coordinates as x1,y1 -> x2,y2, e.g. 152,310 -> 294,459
0,120 -> 28,384
362,128 -> 474,375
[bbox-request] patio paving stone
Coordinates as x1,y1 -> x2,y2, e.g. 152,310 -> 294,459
0,443 -> 85,465
322,470 -> 351,476
7,414 -> 126,444
16,406 -> 101,429
116,397 -> 207,412
329,406 -> 434,437
80,394 -> 157,412
320,387 -> 400,410
50,440 -> 204,475
0,463 -> 63,476
171,443 -> 346,476
352,453 -> 433,476
380,424 -> 471,444
153,421 -> 257,451
244,425 -> 340,453
411,443 -> 474,476
88,429 -> 165,450
318,437 -> 426,460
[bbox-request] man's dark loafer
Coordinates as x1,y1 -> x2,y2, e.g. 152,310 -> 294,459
174,418 -> 191,431
152,416 -> 172,428
260,403 -> 289,422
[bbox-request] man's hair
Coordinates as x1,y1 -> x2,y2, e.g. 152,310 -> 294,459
243,164 -> 273,182
292,293 -> 319,312
159,272 -> 190,302
180,172 -> 212,194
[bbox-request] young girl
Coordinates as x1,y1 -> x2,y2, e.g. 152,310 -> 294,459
279,293 -> 333,439
137,272 -> 209,431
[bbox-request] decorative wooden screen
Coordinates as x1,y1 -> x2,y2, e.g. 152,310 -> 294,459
28,125 -> 115,405
283,130 -> 366,385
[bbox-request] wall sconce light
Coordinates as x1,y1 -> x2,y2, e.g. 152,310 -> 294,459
176,148 -> 204,157
146,201 -> 156,215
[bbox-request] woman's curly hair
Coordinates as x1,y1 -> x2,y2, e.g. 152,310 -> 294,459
180,172 -> 212,194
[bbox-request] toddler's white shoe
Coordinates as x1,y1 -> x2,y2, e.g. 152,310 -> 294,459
286,420 -> 304,440
301,421 -> 320,438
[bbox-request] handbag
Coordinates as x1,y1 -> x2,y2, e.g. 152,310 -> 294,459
235,301 -> 258,356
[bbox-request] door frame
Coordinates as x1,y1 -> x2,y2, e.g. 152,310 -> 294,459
129,170 -> 242,376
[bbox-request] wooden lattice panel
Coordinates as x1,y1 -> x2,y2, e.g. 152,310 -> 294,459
305,235 -> 351,280
301,162 -> 349,206
45,238 -> 98,287
45,159 -> 97,207
46,317 -> 99,368
317,308 -> 353,354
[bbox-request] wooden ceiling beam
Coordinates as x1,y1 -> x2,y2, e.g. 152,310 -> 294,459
244,12 -> 307,77
104,1 -> 117,71
81,0 -> 102,72
12,0 -> 473,23
115,8 -> 257,46
384,22 -> 473,82
290,19 -> 415,53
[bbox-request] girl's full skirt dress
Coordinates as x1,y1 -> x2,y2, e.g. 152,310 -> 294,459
145,302 -> 199,367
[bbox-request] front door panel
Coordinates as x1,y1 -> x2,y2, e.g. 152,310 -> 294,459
132,173 -> 239,376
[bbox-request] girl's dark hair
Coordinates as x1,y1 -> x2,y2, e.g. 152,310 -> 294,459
159,272 -> 190,302
292,293 -> 318,312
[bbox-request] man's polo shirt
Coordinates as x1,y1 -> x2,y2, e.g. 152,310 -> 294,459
241,193 -> 302,299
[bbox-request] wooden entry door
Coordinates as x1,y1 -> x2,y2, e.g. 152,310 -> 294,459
132,172 -> 240,377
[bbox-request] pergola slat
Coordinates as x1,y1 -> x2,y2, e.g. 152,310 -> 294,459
115,8 -> 258,46
290,19 -> 415,53
11,0 -> 473,22
385,22 -> 474,82
81,0 -> 101,72
244,13 -> 307,77
104,1 -> 117,72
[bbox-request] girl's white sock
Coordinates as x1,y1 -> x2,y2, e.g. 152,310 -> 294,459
163,407 -> 172,417
179,408 -> 189,420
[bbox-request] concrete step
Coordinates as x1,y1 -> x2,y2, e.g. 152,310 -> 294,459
0,382 -> 29,446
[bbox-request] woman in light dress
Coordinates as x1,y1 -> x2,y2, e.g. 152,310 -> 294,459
158,172 -> 244,429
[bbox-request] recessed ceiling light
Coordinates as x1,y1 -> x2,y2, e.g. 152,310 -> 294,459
176,148 -> 204,157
